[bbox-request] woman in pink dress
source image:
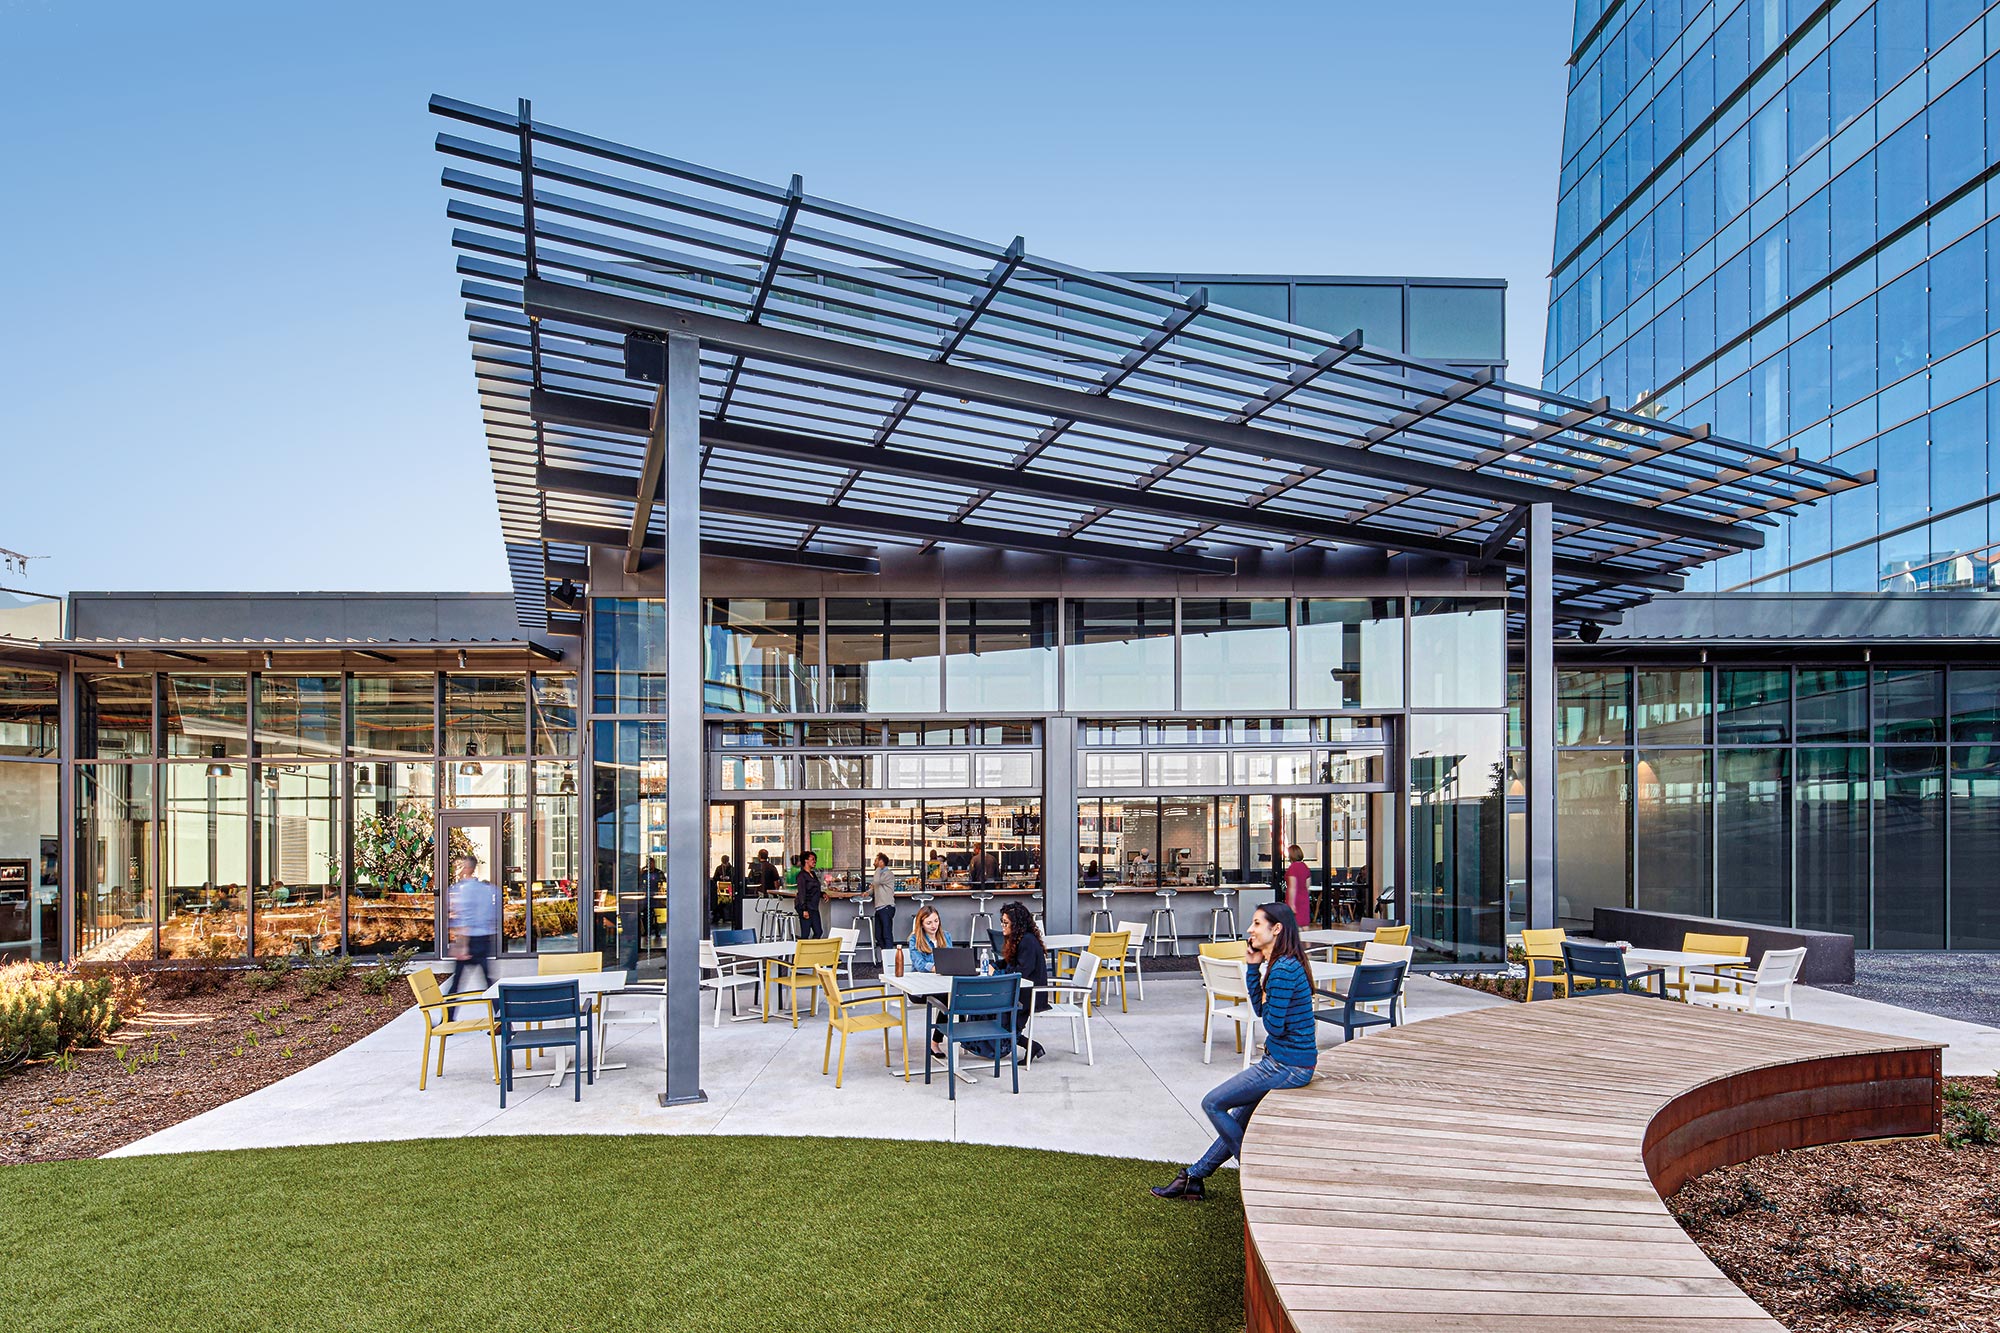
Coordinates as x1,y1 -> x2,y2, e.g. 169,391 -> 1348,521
1284,845 -> 1312,926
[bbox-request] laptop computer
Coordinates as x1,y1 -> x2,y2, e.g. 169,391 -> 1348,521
935,946 -> 980,977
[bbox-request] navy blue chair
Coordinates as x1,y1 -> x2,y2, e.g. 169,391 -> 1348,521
712,927 -> 760,1004
1313,960 -> 1408,1043
1562,940 -> 1665,998
495,979 -> 594,1107
925,974 -> 1020,1100
986,928 -> 1006,961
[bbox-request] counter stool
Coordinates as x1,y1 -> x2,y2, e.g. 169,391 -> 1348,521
1087,888 -> 1116,933
847,897 -> 878,963
772,900 -> 797,942
967,888 -> 996,939
1207,887 -> 1239,942
1149,888 -> 1181,957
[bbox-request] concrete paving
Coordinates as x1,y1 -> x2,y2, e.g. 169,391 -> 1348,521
109,970 -> 1998,1161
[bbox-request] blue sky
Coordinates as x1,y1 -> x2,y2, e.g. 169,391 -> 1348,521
1,0 -> 1573,597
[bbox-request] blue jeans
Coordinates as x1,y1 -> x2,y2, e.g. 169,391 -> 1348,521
1188,1055 -> 1314,1179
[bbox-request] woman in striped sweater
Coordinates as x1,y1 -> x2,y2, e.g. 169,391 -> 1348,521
1152,901 -> 1317,1201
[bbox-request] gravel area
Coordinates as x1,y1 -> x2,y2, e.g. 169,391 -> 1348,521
1815,953 -> 2000,1029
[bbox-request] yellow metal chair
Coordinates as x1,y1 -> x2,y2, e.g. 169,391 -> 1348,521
1198,940 -> 1247,962
1335,923 -> 1410,964
1675,932 -> 1751,1000
1085,930 -> 1132,1013
814,966 -> 909,1088
1520,928 -> 1569,1001
766,937 -> 842,1027
407,969 -> 498,1090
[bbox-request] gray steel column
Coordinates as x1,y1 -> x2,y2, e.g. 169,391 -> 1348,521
1525,503 -> 1558,931
660,332 -> 707,1107
1041,716 -> 1079,938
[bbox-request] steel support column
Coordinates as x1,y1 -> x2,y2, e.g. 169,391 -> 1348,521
660,332 -> 707,1107
1525,503 -> 1558,931
1041,717 -> 1079,939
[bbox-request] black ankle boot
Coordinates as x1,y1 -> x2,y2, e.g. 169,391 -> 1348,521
1150,1170 -> 1205,1201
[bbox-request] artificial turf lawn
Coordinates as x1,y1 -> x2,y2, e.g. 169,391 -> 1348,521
0,1135 -> 1245,1333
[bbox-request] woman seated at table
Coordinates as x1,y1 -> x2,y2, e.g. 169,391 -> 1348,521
906,902 -> 952,972
983,901 -> 1047,1061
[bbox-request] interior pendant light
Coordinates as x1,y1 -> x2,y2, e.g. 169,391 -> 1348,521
460,740 -> 483,777
204,743 -> 233,779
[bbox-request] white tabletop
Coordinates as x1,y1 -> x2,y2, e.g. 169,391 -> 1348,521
1621,947 -> 1748,974
1300,928 -> 1376,948
882,972 -> 1031,1000
479,971 -> 632,1001
1043,933 -> 1092,952
715,940 -> 856,962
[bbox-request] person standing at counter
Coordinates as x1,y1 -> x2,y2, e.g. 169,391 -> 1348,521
796,850 -> 825,940
1080,859 -> 1103,889
710,854 -> 739,930
869,852 -> 899,956
969,841 -> 998,888
1284,844 -> 1311,924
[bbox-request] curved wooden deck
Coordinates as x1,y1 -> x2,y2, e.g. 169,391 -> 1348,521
1239,994 -> 1942,1332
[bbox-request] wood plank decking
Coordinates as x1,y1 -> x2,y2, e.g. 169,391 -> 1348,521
1238,994 -> 1943,1332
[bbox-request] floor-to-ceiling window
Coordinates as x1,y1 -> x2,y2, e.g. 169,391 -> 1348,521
0,669 -> 60,960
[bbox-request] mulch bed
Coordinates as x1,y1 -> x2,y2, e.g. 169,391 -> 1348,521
1672,1078 -> 2000,1332
0,968 -> 414,1164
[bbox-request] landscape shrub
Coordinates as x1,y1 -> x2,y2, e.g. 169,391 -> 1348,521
0,963 -> 125,1066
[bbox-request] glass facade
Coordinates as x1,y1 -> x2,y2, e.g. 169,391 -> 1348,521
1548,662 -> 1999,945
68,670 -> 580,961
1548,0 -> 2000,592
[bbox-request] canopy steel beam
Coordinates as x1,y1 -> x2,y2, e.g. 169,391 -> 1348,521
525,276 -> 1762,550
539,519 -> 880,574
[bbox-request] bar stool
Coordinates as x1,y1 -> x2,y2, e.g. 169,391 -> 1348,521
967,887 -> 996,939
1149,888 -> 1181,957
1207,887 -> 1239,942
847,896 -> 878,963
772,898 -> 797,942
1087,887 -> 1116,933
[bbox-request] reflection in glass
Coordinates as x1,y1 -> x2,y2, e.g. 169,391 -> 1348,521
1717,750 -> 1788,925
1949,669 -> 2000,742
1064,599 -> 1175,712
596,599 -> 668,714
1874,747 -> 1944,948
349,675 -> 436,757
75,763 -> 154,961
1409,599 -> 1504,708
1797,668 -> 1867,741
1407,713 -> 1506,961
975,753 -> 1036,788
1147,752 -> 1225,787
593,721 -> 667,967
346,761 -> 438,957
1081,753 -> 1143,789
0,761 -> 58,958
445,675 -> 528,756
531,761 -> 581,952
1555,750 -> 1629,931
254,677 -> 341,758
530,674 -> 580,755
0,669 -> 59,757
81,674 -> 153,758
1179,600 -> 1289,711
1158,798 -> 1216,886
864,798 -> 922,880
825,599 -> 941,713
251,764 -> 338,956
701,599 -> 820,715
1873,669 -> 1943,743
1797,747 -> 1869,941
1635,751 -> 1710,917
1558,669 -> 1631,745
883,753 -> 969,789
1232,751 -> 1319,786
944,600 -> 1056,712
165,676 -> 249,759
1716,669 -> 1789,743
1636,669 -> 1709,744
160,763 -> 249,959
1951,748 -> 2000,948
1297,600 -> 1403,710
719,756 -> 795,792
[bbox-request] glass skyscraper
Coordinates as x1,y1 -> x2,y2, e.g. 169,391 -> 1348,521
1546,0 -> 2000,593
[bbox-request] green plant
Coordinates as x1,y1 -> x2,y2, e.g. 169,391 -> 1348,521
360,945 -> 418,997
50,1050 -> 74,1075
1821,1182 -> 1868,1215
297,954 -> 353,999
1825,1271 -> 1926,1316
330,803 -> 473,889
0,962 -> 124,1066
1945,1103 -> 1996,1148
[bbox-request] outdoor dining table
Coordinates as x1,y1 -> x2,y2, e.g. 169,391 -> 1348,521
1617,946 -> 1749,998
881,971 -> 1032,1084
1298,928 -> 1376,950
714,938 -> 857,1023
481,971 -> 634,1089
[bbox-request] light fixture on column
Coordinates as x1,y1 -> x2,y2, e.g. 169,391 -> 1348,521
263,651 -> 273,670
552,578 -> 580,609
204,743 -> 233,779
457,649 -> 467,669
1577,622 -> 1604,644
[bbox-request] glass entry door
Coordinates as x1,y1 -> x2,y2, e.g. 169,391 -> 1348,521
436,811 -> 502,953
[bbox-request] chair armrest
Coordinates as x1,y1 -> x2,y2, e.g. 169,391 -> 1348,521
437,993 -> 494,1010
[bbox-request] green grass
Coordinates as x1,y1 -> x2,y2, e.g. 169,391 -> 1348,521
0,1136 -> 1244,1332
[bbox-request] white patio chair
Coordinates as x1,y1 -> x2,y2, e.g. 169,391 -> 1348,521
1690,947 -> 1805,1020
699,940 -> 760,1026
830,926 -> 860,989
1116,919 -> 1149,1001
1199,955 -> 1257,1067
1026,949 -> 1098,1067
597,979 -> 664,1063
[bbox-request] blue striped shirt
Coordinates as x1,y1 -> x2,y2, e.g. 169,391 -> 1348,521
1248,956 -> 1317,1069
